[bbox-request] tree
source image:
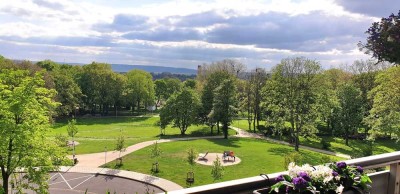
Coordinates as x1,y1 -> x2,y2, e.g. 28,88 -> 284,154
200,71 -> 231,134
209,78 -> 238,139
53,68 -> 82,116
0,69 -> 64,193
211,156 -> 224,181
160,88 -> 201,135
126,70 -> 155,112
359,10 -> 400,65
183,79 -> 196,89
150,142 -> 162,173
365,66 -> 400,139
335,84 -> 363,146
154,79 -> 167,110
164,78 -> 182,99
115,132 -> 126,166
249,68 -> 267,131
264,57 -> 321,151
67,119 -> 78,160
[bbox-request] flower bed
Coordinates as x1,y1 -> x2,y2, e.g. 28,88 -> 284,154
268,162 -> 371,194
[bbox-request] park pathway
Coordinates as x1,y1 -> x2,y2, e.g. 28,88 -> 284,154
73,136 -> 223,167
230,126 -> 351,159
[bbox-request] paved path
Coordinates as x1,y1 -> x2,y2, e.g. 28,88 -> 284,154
73,136 -> 223,167
230,126 -> 351,159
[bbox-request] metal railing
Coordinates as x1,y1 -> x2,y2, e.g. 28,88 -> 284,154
167,151 -> 400,194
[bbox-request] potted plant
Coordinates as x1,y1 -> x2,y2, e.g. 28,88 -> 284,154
254,161 -> 371,194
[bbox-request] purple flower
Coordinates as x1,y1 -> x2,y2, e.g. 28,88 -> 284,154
292,177 -> 308,189
357,166 -> 364,173
336,162 -> 347,169
298,172 -> 311,181
332,171 -> 338,177
276,175 -> 284,182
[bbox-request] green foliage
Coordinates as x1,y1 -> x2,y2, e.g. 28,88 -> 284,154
115,131 -> 126,165
360,11 -> 400,64
54,133 -> 68,147
209,78 -> 238,139
0,69 -> 65,193
187,147 -> 197,167
126,69 -> 155,111
366,66 -> 400,139
284,152 -> 304,169
264,57 -> 321,150
320,138 -> 331,150
211,156 -> 224,181
160,88 -> 201,135
335,84 -> 364,145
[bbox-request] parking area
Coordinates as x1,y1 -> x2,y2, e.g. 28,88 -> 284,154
48,172 -> 164,194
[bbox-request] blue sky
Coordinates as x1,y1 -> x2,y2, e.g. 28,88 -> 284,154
0,0 -> 399,70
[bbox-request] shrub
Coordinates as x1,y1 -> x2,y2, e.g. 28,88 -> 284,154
55,133 -> 68,147
211,156 -> 224,181
284,152 -> 303,169
320,139 -> 331,150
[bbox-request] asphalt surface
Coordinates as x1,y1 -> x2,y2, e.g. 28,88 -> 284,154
48,172 -> 164,194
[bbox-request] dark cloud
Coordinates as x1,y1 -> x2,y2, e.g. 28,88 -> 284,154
94,14 -> 150,32
122,27 -> 202,42
32,0 -> 65,10
204,11 -> 370,51
335,0 -> 400,17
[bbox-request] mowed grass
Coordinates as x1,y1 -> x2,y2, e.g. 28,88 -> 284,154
49,117 -> 235,154
103,138 -> 343,187
231,120 -> 400,157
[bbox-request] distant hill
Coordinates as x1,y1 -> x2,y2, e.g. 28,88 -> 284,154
111,64 -> 197,74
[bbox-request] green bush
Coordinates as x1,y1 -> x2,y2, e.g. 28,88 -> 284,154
284,152 -> 303,169
321,139 -> 331,150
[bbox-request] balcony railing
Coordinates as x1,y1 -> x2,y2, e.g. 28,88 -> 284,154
168,151 -> 400,194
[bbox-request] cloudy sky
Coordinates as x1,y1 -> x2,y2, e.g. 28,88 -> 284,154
0,0 -> 399,70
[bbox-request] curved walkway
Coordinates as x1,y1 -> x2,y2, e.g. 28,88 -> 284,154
70,136 -> 223,192
229,126 -> 351,159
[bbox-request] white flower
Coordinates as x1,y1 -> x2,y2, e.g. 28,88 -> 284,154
336,185 -> 344,193
288,163 -> 313,177
323,176 -> 333,183
310,165 -> 333,179
274,187 -> 279,193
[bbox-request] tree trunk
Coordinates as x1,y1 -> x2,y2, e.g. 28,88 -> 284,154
253,114 -> 256,132
210,124 -> 214,135
223,123 -> 228,139
345,128 -> 349,146
295,127 -> 299,151
217,121 -> 220,134
2,171 -> 9,194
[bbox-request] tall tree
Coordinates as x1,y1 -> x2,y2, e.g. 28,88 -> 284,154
0,69 -> 65,193
126,70 -> 155,112
249,68 -> 267,131
265,57 -> 321,151
335,84 -> 363,145
160,88 -> 201,135
154,79 -> 167,110
359,10 -> 400,65
365,66 -> 400,139
209,78 -> 238,139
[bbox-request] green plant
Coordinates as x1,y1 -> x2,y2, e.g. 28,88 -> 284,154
150,142 -> 162,173
211,156 -> 224,181
320,139 -> 331,150
284,152 -> 303,169
55,133 -> 68,147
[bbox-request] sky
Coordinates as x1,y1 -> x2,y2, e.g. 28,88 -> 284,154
0,0 -> 399,70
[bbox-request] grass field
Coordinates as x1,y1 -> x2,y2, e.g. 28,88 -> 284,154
103,138 -> 343,187
49,117 -> 235,154
231,120 -> 400,158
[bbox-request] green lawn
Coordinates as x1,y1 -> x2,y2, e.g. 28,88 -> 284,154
103,138 -> 343,187
49,117 -> 235,154
231,120 -> 400,158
